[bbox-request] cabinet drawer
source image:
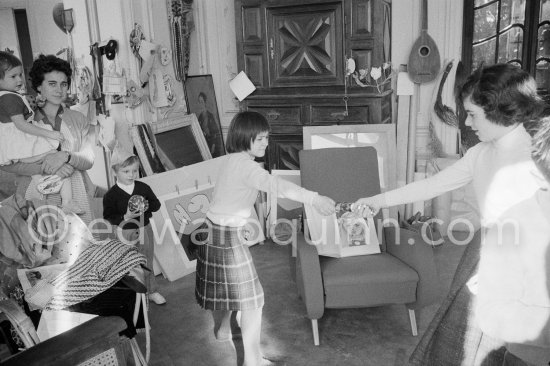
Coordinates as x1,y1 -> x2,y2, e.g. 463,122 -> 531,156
309,105 -> 370,124
247,106 -> 302,125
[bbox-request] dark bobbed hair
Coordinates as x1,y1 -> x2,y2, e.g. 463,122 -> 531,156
0,51 -> 22,79
458,63 -> 544,127
532,116 -> 550,182
198,91 -> 207,101
225,111 -> 270,153
112,155 -> 140,172
29,54 -> 72,92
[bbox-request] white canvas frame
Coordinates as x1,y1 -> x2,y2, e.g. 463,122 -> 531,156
132,114 -> 212,176
149,113 -> 212,169
151,182 -> 216,279
302,124 -> 397,221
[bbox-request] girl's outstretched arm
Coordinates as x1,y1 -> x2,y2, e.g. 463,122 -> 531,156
11,114 -> 64,142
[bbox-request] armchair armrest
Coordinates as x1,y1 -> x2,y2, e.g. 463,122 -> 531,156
1,316 -> 127,366
384,226 -> 442,309
295,234 -> 325,319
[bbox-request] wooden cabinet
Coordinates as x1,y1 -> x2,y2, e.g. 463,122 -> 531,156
235,0 -> 392,170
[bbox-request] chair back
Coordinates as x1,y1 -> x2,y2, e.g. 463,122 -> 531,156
299,146 -> 385,249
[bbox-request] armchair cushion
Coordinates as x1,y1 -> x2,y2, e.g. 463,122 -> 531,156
385,226 -> 442,309
321,253 -> 418,308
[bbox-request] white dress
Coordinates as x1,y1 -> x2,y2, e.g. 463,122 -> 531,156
0,91 -> 59,166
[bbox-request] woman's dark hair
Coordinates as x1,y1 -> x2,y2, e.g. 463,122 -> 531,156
458,63 -> 544,126
29,54 -> 72,92
532,116 -> 550,182
226,111 -> 270,153
0,51 -> 22,79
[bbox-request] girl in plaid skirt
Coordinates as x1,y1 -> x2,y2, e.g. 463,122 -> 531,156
195,111 -> 335,366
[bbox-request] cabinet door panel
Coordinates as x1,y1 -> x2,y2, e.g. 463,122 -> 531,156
244,53 -> 266,87
309,105 -> 370,124
350,49 -> 373,75
351,0 -> 373,37
242,7 -> 263,42
267,3 -> 343,87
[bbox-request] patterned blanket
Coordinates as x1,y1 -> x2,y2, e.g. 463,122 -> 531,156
33,239 -> 146,310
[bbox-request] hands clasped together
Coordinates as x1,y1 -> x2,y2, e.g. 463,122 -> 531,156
311,194 -> 384,218
352,195 -> 385,217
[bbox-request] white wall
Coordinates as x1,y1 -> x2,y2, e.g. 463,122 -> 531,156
192,0 -> 240,131
0,0 -> 67,57
392,0 -> 463,165
27,0 -> 68,57
0,8 -> 20,56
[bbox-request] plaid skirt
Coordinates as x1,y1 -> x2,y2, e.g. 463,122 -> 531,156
195,219 -> 264,311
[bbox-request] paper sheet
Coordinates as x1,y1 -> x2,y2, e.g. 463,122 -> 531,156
229,71 -> 256,101
37,309 -> 97,342
397,71 -> 414,95
139,40 -> 158,62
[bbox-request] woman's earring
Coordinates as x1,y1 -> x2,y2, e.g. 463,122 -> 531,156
36,94 -> 46,108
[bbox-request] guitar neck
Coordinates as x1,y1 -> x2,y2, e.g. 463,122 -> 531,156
422,0 -> 428,31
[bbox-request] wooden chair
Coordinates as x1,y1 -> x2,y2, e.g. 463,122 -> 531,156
295,147 -> 442,345
0,299 -> 135,366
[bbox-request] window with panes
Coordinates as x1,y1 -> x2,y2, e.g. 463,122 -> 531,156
462,0 -> 550,98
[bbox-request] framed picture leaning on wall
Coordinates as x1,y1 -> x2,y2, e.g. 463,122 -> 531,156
184,75 -> 226,158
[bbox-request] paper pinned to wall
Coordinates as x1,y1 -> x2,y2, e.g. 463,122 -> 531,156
397,71 -> 414,96
229,71 -> 256,101
139,40 -> 158,62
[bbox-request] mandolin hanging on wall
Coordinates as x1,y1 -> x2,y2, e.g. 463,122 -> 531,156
407,0 -> 441,84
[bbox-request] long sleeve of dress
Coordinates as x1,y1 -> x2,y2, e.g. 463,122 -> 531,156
242,159 -> 318,205
377,145 -> 478,207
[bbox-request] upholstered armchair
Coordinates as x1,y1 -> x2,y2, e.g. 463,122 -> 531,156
295,146 -> 441,345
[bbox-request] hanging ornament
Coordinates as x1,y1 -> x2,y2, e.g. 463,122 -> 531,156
167,0 -> 194,81
129,23 -> 146,64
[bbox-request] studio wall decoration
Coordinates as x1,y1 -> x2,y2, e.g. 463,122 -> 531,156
167,0 -> 194,81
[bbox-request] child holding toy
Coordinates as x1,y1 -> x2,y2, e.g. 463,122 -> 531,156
103,145 -> 166,305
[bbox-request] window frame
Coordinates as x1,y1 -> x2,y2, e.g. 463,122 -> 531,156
461,0 -> 542,79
